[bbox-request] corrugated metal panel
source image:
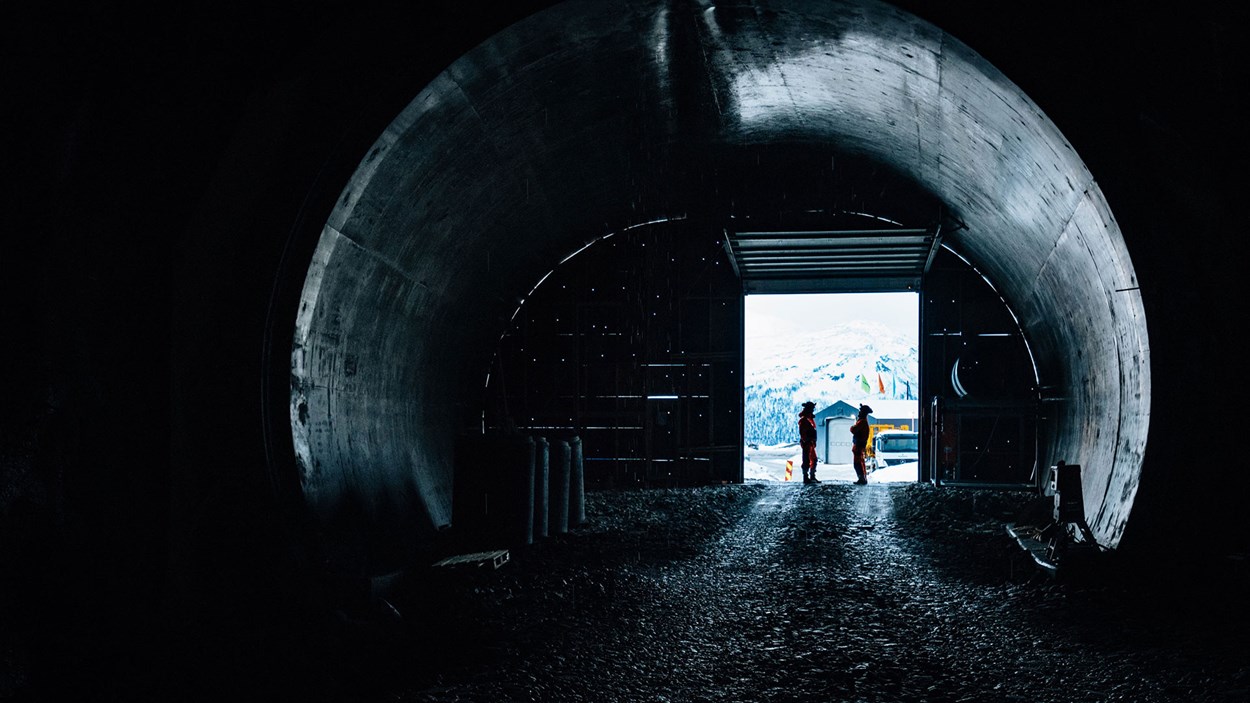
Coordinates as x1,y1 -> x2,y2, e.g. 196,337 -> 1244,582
723,227 -> 941,293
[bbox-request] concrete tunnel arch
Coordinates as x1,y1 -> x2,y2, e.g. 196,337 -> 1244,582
286,0 -> 1149,575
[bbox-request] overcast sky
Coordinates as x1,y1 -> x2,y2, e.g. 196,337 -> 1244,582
745,292 -> 919,340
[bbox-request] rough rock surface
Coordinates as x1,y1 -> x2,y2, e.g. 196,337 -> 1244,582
263,481 -> 1245,703
134,481 -> 1249,702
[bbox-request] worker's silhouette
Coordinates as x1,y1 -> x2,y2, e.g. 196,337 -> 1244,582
850,404 -> 872,485
798,401 -> 819,483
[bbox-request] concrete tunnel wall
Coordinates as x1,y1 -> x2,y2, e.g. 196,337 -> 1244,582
290,0 -> 1149,570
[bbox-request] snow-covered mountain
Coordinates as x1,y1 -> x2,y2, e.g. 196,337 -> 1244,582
744,320 -> 917,445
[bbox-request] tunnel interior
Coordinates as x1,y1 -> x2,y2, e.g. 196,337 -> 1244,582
14,1 -> 1250,700
278,0 -> 1149,578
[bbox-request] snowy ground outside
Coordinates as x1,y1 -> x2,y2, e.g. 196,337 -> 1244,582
744,442 -> 918,483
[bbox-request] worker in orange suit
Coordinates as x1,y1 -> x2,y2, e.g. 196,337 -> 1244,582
798,401 -> 819,484
850,404 -> 872,485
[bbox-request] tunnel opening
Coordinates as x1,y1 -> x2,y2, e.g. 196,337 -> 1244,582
743,291 -> 920,484
454,223 -> 1044,555
279,0 -> 1150,577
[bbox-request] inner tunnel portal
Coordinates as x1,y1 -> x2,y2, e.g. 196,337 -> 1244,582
282,0 -> 1148,577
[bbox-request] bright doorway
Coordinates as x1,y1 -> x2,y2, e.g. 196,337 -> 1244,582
743,292 -> 919,483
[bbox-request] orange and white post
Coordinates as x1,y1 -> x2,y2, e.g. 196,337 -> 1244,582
784,459 -> 793,482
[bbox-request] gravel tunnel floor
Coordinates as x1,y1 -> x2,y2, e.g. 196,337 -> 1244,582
178,482 -> 1250,702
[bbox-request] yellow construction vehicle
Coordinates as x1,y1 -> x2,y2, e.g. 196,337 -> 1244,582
865,423 -> 895,460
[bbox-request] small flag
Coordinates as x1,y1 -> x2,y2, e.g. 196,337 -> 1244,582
877,373 -> 886,394
860,374 -> 870,393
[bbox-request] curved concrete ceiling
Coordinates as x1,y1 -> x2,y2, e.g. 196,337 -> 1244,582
289,0 -> 1148,572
